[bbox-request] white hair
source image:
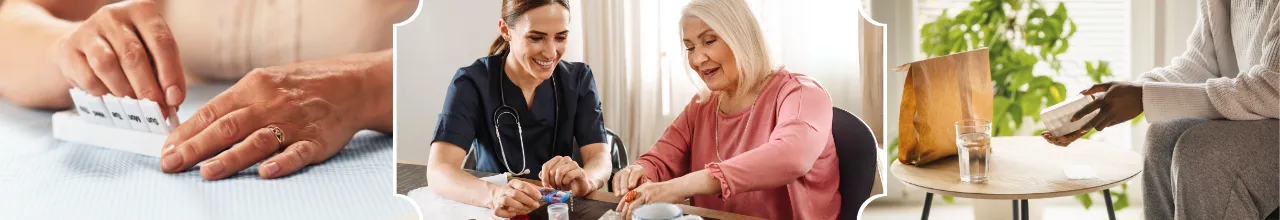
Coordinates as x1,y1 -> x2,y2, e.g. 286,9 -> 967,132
681,0 -> 777,103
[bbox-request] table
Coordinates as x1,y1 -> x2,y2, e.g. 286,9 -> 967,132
396,163 -> 765,220
0,84 -> 414,219
890,136 -> 1142,220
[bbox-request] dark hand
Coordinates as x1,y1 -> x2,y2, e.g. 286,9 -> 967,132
1072,81 -> 1144,132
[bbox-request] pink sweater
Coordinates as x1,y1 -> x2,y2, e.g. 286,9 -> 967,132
636,70 -> 841,219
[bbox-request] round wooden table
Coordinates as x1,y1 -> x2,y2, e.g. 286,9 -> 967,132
890,136 -> 1142,220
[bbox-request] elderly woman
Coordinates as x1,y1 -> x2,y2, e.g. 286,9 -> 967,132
0,0 -> 412,180
610,0 -> 840,219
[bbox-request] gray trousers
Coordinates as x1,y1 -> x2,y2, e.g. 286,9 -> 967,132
1144,119 -> 1279,220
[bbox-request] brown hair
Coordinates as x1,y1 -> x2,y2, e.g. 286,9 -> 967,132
489,0 -> 571,55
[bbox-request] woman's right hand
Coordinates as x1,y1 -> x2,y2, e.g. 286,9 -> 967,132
55,0 -> 185,112
612,164 -> 652,197
488,180 -> 543,218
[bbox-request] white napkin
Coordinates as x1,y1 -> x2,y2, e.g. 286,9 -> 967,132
408,174 -> 508,219
1064,165 -> 1098,180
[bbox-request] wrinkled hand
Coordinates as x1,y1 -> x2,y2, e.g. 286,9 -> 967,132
539,156 -> 596,197
160,57 -> 384,180
489,180 -> 543,218
615,181 -> 690,220
55,0 -> 185,115
612,164 -> 651,198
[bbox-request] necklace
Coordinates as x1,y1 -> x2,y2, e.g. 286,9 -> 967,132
714,94 -> 757,162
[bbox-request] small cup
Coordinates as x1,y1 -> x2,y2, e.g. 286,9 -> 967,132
632,203 -> 683,220
547,203 -> 569,220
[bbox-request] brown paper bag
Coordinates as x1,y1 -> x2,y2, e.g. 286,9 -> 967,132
894,48 -> 994,165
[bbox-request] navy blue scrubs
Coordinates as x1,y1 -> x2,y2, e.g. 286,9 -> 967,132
433,54 -> 606,179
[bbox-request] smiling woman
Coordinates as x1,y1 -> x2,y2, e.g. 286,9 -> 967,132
424,0 -> 612,218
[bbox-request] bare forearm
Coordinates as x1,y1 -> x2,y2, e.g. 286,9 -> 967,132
426,164 -> 500,207
0,1 -> 78,109
670,169 -> 722,197
353,49 -> 393,133
580,143 -> 612,191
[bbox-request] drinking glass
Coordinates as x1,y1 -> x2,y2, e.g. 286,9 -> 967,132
955,119 -> 992,183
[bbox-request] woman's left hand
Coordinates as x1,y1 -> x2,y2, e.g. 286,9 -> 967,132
160,52 -> 391,180
615,181 -> 691,220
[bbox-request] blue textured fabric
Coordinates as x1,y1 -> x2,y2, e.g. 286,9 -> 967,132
0,84 -> 416,219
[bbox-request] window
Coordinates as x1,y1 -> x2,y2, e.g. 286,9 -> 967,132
914,0 -> 1134,146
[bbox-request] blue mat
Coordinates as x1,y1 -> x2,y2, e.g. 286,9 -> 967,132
0,84 -> 416,219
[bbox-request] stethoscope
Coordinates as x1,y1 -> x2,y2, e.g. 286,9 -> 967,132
491,63 -> 560,177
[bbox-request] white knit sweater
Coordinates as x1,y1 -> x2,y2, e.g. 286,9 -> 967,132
1138,0 -> 1279,122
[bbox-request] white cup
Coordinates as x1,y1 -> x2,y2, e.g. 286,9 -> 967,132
631,203 -> 701,220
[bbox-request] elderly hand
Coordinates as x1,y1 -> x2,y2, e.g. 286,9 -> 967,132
612,164 -> 652,198
159,51 -> 392,180
615,180 -> 692,220
55,0 -> 185,115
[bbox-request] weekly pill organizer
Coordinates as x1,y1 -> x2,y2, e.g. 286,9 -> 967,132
52,88 -> 178,158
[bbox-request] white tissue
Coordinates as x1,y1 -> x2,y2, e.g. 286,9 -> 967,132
1064,165 -> 1098,180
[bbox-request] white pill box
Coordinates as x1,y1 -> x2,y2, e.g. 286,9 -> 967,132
53,88 -> 178,157
1039,92 -> 1105,137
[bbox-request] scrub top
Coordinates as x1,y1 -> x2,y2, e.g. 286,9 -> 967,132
433,54 -> 606,179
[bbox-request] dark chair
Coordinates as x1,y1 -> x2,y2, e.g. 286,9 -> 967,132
832,107 -> 878,220
602,129 -> 628,192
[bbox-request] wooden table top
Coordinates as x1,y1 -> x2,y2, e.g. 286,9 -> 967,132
396,163 -> 764,220
890,136 -> 1142,200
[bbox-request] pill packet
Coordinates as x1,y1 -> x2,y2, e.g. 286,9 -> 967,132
539,188 -> 573,210
1040,92 -> 1105,136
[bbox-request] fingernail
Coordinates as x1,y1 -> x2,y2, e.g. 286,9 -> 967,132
261,162 -> 280,177
162,153 -> 183,171
165,86 -> 183,107
162,144 -> 175,156
203,160 -> 224,177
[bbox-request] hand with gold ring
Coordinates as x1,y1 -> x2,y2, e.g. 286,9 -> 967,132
159,51 -> 393,180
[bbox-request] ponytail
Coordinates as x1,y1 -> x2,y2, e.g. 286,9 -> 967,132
492,0 -> 569,56
489,36 -> 509,56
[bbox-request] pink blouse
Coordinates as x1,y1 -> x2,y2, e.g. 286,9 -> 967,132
636,69 -> 841,219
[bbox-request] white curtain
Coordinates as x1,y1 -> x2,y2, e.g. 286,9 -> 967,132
584,0 -> 882,163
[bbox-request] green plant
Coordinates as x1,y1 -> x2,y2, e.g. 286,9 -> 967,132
898,0 -> 1129,210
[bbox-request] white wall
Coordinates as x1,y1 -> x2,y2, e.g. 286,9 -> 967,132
395,0 -> 583,165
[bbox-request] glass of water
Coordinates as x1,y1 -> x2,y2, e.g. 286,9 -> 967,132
955,119 -> 992,183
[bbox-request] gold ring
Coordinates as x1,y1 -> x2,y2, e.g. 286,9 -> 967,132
266,126 -> 285,144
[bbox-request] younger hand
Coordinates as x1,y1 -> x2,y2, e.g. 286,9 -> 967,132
1072,81 -> 1144,132
539,156 -> 596,197
56,0 -> 186,114
489,180 -> 543,218
1041,130 -> 1086,147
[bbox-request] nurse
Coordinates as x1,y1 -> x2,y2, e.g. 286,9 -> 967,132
425,0 -> 610,218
